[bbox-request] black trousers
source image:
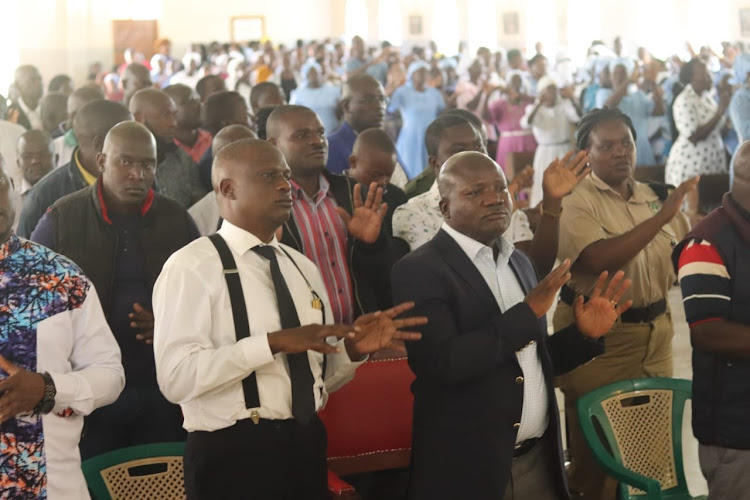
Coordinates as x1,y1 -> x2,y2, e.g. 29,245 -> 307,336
184,415 -> 328,500
79,385 -> 186,459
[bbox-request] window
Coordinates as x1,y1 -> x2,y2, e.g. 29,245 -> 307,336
345,0 -> 368,42
525,0 -> 557,58
432,0 -> 460,57
0,0 -> 20,95
468,0 -> 498,54
378,0 -> 403,46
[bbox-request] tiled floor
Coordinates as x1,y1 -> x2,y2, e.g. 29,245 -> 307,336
552,286 -> 708,496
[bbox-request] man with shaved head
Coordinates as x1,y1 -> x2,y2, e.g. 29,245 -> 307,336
13,130 -> 55,229
188,124 -> 257,235
153,138 -> 424,500
31,121 -> 199,458
130,87 -> 207,208
327,75 -> 398,178
345,128 -> 407,237
121,63 -> 153,108
393,151 -> 634,499
196,90 -> 253,191
164,84 -> 212,163
673,140 -> 750,499
267,104 -> 397,323
17,99 -> 132,237
40,92 -> 68,136
52,85 -> 105,168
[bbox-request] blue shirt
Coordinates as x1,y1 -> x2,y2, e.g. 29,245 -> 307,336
326,122 -> 358,175
730,85 -> 750,144
290,84 -> 342,135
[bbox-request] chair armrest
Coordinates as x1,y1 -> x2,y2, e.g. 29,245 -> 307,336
327,469 -> 360,500
584,432 -> 663,498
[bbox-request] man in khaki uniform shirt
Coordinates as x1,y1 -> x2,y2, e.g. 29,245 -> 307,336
554,109 -> 696,500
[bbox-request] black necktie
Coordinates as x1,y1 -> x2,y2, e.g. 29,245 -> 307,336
252,245 -> 316,424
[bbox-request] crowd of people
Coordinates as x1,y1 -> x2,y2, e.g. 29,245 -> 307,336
1,31 -> 749,500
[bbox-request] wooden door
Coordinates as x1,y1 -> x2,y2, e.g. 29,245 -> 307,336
112,20 -> 159,66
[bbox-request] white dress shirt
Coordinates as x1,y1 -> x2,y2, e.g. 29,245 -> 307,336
441,223 -> 548,442
392,181 -> 534,252
152,221 -> 364,432
187,191 -> 220,236
17,97 -> 43,130
0,120 -> 25,185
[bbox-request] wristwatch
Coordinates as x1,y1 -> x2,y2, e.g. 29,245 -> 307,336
34,372 -> 57,415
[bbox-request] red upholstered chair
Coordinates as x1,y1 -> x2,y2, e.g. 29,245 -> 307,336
318,350 -> 415,500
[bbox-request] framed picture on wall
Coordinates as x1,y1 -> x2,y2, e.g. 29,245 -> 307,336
742,9 -> 750,37
503,12 -> 519,35
409,15 -> 423,36
231,16 -> 266,42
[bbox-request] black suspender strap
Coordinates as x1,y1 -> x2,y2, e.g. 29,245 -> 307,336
208,233 -> 261,410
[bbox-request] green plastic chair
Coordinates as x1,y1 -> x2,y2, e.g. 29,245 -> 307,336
81,442 -> 186,500
577,378 -> 706,500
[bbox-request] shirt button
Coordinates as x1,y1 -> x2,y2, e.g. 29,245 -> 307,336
515,376 -> 524,384
513,423 -> 521,430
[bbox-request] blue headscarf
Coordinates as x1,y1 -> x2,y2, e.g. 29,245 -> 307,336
300,60 -> 323,85
407,60 -> 431,81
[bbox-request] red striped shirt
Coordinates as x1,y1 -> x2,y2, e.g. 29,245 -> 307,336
290,175 -> 354,324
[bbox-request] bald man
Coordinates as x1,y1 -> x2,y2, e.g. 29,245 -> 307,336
326,75 -> 408,185
52,85 -> 104,168
392,151 -> 631,500
673,141 -> 750,499
188,124 -> 257,235
152,138 -> 423,500
345,128 -> 408,236
31,121 -> 199,459
122,63 -> 153,108
5,65 -> 43,130
197,90 -> 253,191
130,88 -> 207,208
164,84 -> 212,163
267,105 -> 396,323
13,130 -> 55,229
40,92 -> 68,136
17,100 -> 132,237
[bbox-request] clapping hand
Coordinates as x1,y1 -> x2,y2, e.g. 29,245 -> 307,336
346,302 -> 426,358
574,271 -> 633,338
336,182 -> 388,244
541,151 -> 590,202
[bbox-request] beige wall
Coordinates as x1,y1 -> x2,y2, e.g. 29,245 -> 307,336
8,0 -> 750,94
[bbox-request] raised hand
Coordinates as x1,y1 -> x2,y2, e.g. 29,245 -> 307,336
657,176 -> 700,223
541,150 -> 591,202
574,270 -> 633,338
347,301 -> 426,358
0,354 -> 46,423
524,259 -> 572,318
336,181 -> 388,244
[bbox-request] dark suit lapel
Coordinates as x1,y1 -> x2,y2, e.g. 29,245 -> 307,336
508,251 -> 536,295
433,230 -> 499,312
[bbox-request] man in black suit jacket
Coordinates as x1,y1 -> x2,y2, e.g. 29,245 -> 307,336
392,151 -> 632,500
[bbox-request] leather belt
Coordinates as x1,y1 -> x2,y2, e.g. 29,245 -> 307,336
560,285 -> 666,324
513,437 -> 540,458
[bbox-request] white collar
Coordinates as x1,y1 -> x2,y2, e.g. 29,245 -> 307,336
17,96 -> 38,116
217,220 -> 282,256
441,221 -> 514,266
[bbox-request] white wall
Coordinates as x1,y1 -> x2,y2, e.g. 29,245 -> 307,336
7,0 -> 750,95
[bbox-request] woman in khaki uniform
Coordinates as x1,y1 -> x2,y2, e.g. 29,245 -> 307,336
555,108 -> 698,500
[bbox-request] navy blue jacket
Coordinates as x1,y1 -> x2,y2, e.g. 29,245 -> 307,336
392,229 -> 604,500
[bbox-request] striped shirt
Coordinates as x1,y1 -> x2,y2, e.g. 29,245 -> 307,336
677,238 -> 731,327
290,175 -> 354,324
